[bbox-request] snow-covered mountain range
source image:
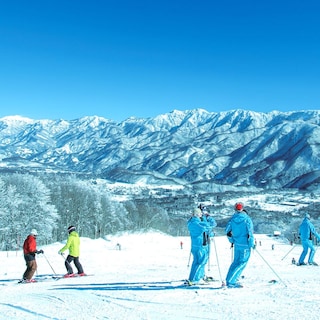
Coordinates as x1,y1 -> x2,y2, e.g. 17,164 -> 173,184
1,109 -> 320,191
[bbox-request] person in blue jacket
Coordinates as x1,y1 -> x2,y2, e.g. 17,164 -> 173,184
225,202 -> 254,288
198,204 -> 217,281
186,208 -> 213,285
298,213 -> 320,266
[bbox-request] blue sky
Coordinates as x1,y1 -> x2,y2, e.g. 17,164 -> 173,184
0,1 -> 319,122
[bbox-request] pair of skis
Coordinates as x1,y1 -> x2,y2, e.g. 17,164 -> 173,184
17,273 -> 93,284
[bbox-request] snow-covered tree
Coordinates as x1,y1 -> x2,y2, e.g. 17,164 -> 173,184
44,175 -> 130,239
1,174 -> 59,248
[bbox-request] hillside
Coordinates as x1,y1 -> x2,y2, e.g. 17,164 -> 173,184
1,109 -> 320,191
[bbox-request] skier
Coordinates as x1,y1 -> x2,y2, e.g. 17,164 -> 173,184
297,213 -> 320,266
199,205 -> 217,281
225,202 -> 254,288
58,226 -> 86,277
21,229 -> 44,283
186,208 -> 212,285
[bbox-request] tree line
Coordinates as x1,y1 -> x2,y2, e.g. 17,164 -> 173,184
2,172 -> 319,251
0,173 -> 184,250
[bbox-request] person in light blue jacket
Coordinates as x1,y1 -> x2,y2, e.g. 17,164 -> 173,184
298,213 -> 320,266
198,204 -> 217,281
186,208 -> 213,285
225,202 -> 254,288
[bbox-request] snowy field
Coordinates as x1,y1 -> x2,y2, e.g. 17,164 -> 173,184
0,231 -> 319,320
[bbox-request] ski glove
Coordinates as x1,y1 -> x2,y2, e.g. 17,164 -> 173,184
37,250 -> 44,254
248,237 -> 255,248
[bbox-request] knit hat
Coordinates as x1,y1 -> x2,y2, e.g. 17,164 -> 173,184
30,229 -> 38,236
67,226 -> 76,233
193,208 -> 202,217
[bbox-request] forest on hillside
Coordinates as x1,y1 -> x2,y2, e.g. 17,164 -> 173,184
0,173 -> 183,250
1,172 -> 319,251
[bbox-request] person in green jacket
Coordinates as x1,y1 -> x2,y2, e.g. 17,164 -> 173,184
58,226 -> 85,277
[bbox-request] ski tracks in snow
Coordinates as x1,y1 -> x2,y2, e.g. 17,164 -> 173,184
0,280 -> 108,319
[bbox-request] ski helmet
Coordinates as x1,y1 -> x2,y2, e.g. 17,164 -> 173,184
67,226 -> 76,233
235,202 -> 244,211
305,213 -> 310,219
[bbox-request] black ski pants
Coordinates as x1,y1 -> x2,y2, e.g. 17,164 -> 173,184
65,255 -> 84,274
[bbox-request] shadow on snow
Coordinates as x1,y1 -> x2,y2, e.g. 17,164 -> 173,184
49,280 -> 222,291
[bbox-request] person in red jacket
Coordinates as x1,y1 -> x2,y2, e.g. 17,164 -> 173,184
21,229 -> 43,283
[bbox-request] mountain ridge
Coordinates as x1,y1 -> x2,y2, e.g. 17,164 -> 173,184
1,109 -> 320,191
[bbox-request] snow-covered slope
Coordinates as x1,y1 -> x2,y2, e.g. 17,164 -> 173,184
0,232 -> 319,319
1,109 -> 320,190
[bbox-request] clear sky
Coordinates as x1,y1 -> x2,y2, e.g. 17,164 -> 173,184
0,0 -> 319,122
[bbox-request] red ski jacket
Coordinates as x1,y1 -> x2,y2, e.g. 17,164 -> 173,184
23,235 -> 37,254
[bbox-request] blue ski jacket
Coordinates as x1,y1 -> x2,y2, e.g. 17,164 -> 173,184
188,217 -> 212,249
203,215 -> 217,234
299,217 -> 320,241
225,211 -> 254,248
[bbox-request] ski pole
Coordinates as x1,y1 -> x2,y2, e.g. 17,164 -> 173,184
207,241 -> 211,272
187,251 -> 192,267
43,253 -> 57,274
60,252 -> 72,267
212,237 -> 225,286
281,244 -> 297,261
230,243 -> 234,262
255,248 -> 287,287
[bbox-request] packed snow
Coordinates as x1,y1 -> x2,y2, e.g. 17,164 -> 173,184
0,231 -> 319,320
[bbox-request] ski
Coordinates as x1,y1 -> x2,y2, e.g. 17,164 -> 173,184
16,274 -> 94,284
52,273 -> 94,280
181,279 -> 279,290
18,279 -> 38,284
182,279 -> 226,290
13,273 -> 94,284
18,276 -> 61,284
